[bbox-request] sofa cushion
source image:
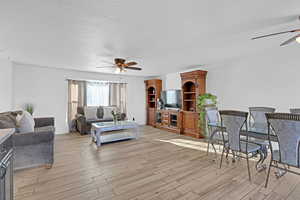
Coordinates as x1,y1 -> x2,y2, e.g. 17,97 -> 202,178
16,111 -> 35,133
78,106 -> 103,119
0,114 -> 18,129
77,107 -> 84,115
0,110 -> 23,116
84,106 -> 98,120
102,106 -> 116,120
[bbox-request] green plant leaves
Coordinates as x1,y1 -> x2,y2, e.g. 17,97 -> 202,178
197,93 -> 217,137
24,104 -> 34,115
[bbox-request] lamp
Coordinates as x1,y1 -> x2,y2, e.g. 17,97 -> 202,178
115,67 -> 121,74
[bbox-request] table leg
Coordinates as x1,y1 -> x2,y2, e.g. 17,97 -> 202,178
275,169 -> 287,178
95,130 -> 102,148
274,163 -> 288,178
256,145 -> 267,172
91,128 -> 95,143
135,125 -> 140,139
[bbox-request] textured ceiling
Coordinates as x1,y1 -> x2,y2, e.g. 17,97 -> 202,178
0,0 -> 300,76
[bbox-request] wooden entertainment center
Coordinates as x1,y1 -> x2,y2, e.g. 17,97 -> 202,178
145,70 -> 207,138
155,109 -> 181,133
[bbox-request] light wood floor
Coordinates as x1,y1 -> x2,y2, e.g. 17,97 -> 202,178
15,126 -> 300,200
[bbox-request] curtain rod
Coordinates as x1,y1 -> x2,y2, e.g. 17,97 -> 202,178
65,78 -> 128,84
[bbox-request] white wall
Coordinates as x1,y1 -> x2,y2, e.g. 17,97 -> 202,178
0,58 -> 13,112
10,45 -> 300,134
161,46 -> 300,113
163,73 -> 181,90
207,46 -> 300,112
13,63 -> 146,134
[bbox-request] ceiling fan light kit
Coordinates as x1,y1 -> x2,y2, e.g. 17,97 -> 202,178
115,67 -> 121,74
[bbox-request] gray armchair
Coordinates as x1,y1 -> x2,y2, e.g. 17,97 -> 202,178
13,117 -> 55,170
76,106 -> 126,135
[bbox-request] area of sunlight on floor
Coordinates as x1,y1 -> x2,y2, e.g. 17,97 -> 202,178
156,138 -> 263,163
156,138 -> 221,152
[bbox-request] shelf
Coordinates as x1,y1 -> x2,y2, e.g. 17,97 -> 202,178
180,70 -> 207,138
145,79 -> 162,126
184,99 -> 195,102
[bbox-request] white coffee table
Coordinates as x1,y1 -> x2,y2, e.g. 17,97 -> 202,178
91,121 -> 140,148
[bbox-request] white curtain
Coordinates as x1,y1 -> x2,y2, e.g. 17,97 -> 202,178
109,83 -> 127,114
86,82 -> 110,106
68,80 -> 86,131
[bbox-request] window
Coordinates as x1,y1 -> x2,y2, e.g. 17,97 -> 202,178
86,82 -> 109,106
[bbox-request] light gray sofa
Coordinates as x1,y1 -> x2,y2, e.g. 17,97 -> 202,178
76,106 -> 126,135
0,111 -> 55,170
13,117 -> 55,170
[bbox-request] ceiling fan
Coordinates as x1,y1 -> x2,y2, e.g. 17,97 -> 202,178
252,29 -> 300,46
252,16 -> 300,46
96,58 -> 142,73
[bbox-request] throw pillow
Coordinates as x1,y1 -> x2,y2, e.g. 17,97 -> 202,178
102,106 -> 116,120
84,106 -> 98,120
97,106 -> 104,119
16,111 -> 35,133
0,114 -> 18,129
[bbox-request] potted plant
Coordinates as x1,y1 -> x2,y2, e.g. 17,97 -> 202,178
24,104 -> 34,115
197,93 -> 217,137
111,110 -> 121,124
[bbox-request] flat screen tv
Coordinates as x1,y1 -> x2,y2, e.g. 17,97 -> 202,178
161,89 -> 182,109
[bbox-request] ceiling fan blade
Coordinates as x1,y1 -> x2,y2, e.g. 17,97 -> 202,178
280,34 -> 300,46
252,29 -> 300,40
125,61 -> 138,66
124,66 -> 142,71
